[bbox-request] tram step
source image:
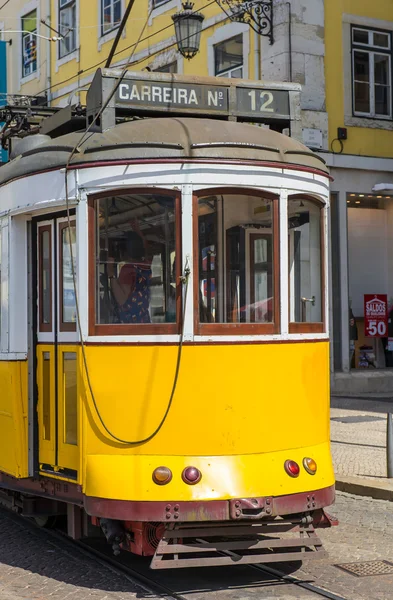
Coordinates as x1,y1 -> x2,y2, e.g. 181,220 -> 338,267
150,518 -> 327,569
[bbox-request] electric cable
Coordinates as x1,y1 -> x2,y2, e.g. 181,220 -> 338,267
64,7 -> 191,445
0,0 -> 11,11
33,0 -> 217,99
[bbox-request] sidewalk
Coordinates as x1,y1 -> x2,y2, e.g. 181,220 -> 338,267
331,395 -> 393,500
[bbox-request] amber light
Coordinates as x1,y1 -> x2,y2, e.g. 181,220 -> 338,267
303,457 -> 317,475
152,466 -> 172,485
284,460 -> 300,477
182,466 -> 202,485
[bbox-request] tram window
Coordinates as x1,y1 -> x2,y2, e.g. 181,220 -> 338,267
38,226 -> 52,332
60,222 -> 77,331
197,192 -> 277,331
288,198 -> 323,327
93,192 -> 178,328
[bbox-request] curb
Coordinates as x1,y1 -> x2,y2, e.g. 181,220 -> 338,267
335,476 -> 393,501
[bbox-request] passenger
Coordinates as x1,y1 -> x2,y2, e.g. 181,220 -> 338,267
107,222 -> 152,324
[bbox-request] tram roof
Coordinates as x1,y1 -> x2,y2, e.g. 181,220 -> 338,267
0,117 -> 328,186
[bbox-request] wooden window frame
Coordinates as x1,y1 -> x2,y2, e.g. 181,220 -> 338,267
194,188 -> 280,336
59,220 -> 77,333
288,195 -> 326,335
88,188 -> 182,336
38,224 -> 52,333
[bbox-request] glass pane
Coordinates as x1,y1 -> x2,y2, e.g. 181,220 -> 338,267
288,199 -> 322,323
373,32 -> 390,48
155,62 -> 177,73
354,51 -> 370,81
214,35 -> 243,75
21,10 -> 37,32
114,0 -> 121,25
374,54 -> 389,85
95,193 -> 177,325
41,229 -> 51,326
43,352 -> 51,441
103,5 -> 111,31
353,28 -> 369,45
354,82 -> 370,113
375,84 -> 390,115
62,224 -> 77,324
63,352 -> 77,446
198,193 -> 275,324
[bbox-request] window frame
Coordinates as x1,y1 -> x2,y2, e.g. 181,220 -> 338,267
21,9 -> 38,79
88,188 -> 182,337
288,195 -> 326,335
351,25 -> 392,120
214,34 -> 244,78
58,0 -> 76,59
59,220 -> 77,333
38,224 -> 53,333
193,188 -> 280,336
101,0 -> 121,36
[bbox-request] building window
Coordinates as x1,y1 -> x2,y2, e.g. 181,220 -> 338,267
152,0 -> 170,7
214,34 -> 243,78
59,0 -> 76,58
22,10 -> 37,78
352,27 -> 392,119
154,62 -> 177,73
101,0 -> 121,35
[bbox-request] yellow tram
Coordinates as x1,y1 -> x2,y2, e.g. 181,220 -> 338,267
0,70 -> 335,568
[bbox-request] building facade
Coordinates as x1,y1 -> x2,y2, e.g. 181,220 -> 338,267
0,0 -> 393,393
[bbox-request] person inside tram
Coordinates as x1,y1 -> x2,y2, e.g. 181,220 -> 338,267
107,220 -> 152,324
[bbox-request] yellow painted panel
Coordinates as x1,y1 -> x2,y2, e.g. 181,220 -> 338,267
0,361 -> 28,478
85,441 -> 334,501
81,341 -> 330,457
37,347 -> 56,467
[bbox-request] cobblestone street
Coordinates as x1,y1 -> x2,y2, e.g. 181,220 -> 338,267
1,490 -> 393,600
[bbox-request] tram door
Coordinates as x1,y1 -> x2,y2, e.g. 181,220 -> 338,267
35,215 -> 79,478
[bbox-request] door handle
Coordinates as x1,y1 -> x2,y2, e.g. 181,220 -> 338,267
301,296 -> 315,306
301,296 -> 315,322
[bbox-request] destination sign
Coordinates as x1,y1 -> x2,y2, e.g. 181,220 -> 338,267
87,69 -> 300,128
116,80 -> 228,113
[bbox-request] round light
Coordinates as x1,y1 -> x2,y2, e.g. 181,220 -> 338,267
152,466 -> 172,485
182,466 -> 202,485
303,457 -> 317,475
284,460 -> 300,477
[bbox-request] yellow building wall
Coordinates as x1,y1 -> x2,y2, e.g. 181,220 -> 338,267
0,361 -> 29,478
325,0 -> 393,158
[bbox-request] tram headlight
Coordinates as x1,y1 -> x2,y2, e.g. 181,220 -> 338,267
152,466 -> 172,485
284,460 -> 300,477
303,457 -> 317,475
182,466 -> 202,485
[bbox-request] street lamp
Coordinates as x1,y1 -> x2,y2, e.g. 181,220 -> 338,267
172,2 -> 205,60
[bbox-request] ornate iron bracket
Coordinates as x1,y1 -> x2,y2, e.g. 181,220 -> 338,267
215,0 -> 274,44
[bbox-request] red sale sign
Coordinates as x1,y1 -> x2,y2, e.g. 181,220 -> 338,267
364,294 -> 388,337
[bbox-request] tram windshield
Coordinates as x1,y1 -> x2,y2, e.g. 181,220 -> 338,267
197,192 -> 277,326
94,192 -> 178,326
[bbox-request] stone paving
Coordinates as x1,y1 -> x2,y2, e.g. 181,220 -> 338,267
330,396 -> 393,483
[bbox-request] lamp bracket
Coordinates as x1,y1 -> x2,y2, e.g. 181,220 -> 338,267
215,0 -> 274,44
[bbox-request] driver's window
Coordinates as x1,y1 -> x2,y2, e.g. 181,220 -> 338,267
197,191 -> 278,332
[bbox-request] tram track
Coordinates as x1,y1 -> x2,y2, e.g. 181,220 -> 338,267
0,505 -> 350,600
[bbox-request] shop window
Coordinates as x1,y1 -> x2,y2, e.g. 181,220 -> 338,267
101,0 -> 121,35
288,197 -> 324,333
352,26 -> 392,119
59,0 -> 76,58
91,190 -> 180,335
196,190 -> 279,334
21,10 -> 37,78
214,35 -> 243,78
59,221 -> 76,331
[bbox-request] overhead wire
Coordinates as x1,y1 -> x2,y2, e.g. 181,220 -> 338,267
63,5 -> 191,445
34,0 -> 217,100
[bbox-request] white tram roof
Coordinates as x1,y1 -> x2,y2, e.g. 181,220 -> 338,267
0,117 -> 328,186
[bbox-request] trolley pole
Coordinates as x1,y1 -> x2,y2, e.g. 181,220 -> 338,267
387,413 -> 393,478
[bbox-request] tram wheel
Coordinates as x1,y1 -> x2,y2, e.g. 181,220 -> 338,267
33,515 -> 58,528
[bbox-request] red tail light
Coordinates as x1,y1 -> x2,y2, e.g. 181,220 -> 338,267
182,466 -> 202,485
284,460 -> 300,477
